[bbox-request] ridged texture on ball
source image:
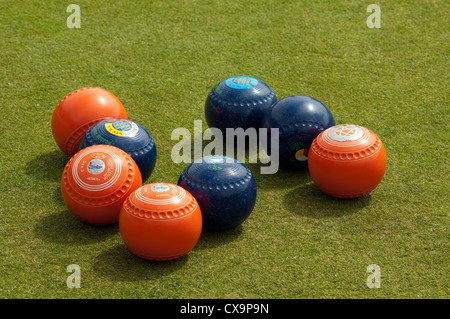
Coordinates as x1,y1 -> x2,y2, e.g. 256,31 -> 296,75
61,145 -> 142,225
205,76 -> 277,134
177,155 -> 257,231
80,118 -> 157,182
308,124 -> 386,198
51,87 -> 127,157
119,183 -> 202,261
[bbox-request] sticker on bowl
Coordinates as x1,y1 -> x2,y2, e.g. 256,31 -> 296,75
151,184 -> 170,193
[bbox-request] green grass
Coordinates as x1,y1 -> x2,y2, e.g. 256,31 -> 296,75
0,0 -> 448,299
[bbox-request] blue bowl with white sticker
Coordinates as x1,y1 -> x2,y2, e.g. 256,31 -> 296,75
177,155 -> 257,231
80,117 -> 157,182
205,76 -> 277,137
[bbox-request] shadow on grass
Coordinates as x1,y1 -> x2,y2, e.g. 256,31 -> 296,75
195,226 -> 243,250
246,161 -> 311,190
91,227 -> 244,281
53,185 -> 66,206
92,243 -> 188,281
26,150 -> 68,182
173,131 -> 312,190
34,211 -> 118,245
283,182 -> 372,218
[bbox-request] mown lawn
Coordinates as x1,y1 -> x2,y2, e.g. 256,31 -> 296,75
0,0 -> 448,299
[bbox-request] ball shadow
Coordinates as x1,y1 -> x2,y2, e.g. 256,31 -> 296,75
26,150 -> 68,182
195,225 -> 243,250
200,136 -> 311,191
283,182 -> 372,218
34,211 -> 118,245
92,243 -> 189,282
247,162 -> 311,190
53,185 -> 66,207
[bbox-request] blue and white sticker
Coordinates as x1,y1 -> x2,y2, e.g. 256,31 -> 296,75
105,119 -> 139,137
151,184 -> 170,193
87,159 -> 105,175
203,155 -> 236,170
204,155 -> 225,164
225,76 -> 258,90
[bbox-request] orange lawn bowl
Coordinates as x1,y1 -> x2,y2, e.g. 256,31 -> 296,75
308,124 -> 386,198
61,145 -> 142,225
52,87 -> 127,157
119,183 -> 202,261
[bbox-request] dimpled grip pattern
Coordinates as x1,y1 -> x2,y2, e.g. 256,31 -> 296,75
308,124 -> 387,198
119,183 -> 202,261
61,145 -> 142,225
177,156 -> 257,231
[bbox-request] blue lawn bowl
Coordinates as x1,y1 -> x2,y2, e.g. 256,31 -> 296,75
177,155 -> 257,231
262,95 -> 335,170
80,117 -> 157,182
205,75 -> 277,139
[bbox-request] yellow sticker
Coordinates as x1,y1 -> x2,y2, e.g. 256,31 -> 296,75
104,120 -> 138,137
295,149 -> 308,161
105,123 -> 124,136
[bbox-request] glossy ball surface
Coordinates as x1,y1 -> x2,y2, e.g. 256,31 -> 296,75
119,183 -> 202,261
80,117 -> 157,182
262,95 -> 335,169
52,87 -> 127,157
205,76 -> 277,136
308,124 -> 386,198
61,145 -> 142,225
177,155 -> 257,231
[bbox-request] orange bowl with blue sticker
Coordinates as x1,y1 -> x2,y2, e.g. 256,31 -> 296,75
308,124 -> 386,198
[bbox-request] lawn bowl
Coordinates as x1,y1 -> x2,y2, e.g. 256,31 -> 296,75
177,155 -> 257,231
205,75 -> 277,139
262,95 -> 335,170
119,183 -> 202,261
52,87 -> 127,157
80,117 -> 157,182
308,124 -> 386,198
61,144 -> 142,225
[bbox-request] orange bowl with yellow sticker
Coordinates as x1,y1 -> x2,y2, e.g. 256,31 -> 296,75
308,124 -> 386,198
52,87 -> 127,157
119,183 -> 202,261
61,145 -> 142,225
